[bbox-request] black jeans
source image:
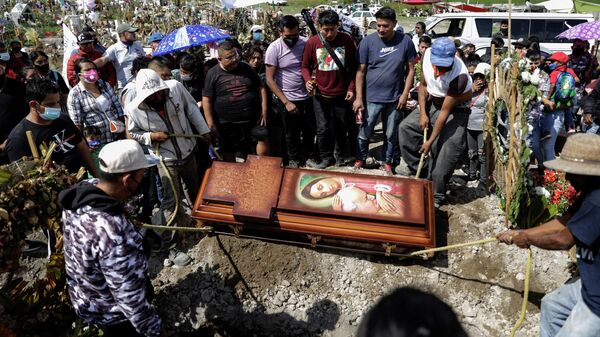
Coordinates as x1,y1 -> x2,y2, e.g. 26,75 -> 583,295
278,97 -> 316,162
313,95 -> 351,163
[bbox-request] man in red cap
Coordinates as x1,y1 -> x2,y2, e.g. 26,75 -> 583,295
540,52 -> 580,161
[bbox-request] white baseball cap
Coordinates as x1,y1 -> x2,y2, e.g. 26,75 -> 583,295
250,25 -> 263,32
98,139 -> 158,174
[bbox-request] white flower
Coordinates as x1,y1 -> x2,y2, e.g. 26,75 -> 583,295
534,187 -> 550,198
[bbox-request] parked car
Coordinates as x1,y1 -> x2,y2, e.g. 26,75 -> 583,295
267,0 -> 287,5
368,4 -> 382,14
424,12 -> 594,54
350,10 -> 376,30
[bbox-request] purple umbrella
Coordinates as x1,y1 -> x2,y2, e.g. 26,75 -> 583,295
153,24 -> 230,56
557,21 -> 600,40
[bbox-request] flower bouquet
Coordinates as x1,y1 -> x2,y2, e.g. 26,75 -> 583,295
502,169 -> 579,229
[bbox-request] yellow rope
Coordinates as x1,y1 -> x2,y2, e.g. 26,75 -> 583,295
409,237 -> 498,255
510,247 -> 532,337
415,127 -> 428,178
410,237 -> 531,337
142,223 -> 213,233
155,145 -> 179,228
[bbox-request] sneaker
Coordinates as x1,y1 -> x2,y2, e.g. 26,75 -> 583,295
306,158 -> 335,169
382,163 -> 394,175
567,128 -> 576,134
353,160 -> 364,169
287,160 -> 300,168
335,157 -> 346,167
540,131 -> 552,141
168,249 -> 192,267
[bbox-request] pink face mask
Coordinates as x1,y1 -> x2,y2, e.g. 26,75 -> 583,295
82,69 -> 98,83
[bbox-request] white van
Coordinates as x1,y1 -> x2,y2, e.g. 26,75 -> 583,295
423,12 -> 595,54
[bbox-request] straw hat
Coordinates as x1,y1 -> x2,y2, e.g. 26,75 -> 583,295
544,134 -> 600,176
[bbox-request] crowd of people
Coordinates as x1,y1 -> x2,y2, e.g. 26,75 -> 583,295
2,6 -> 600,337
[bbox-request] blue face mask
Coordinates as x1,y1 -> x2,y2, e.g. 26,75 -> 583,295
39,106 -> 61,121
548,63 -> 558,71
252,32 -> 263,41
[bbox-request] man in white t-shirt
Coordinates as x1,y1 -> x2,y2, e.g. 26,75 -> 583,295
398,37 -> 472,207
94,23 -> 146,90
265,15 -> 314,168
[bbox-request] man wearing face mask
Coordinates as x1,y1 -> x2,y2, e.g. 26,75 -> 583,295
58,139 -> 165,337
398,37 -> 472,207
5,78 -> 98,176
568,39 -> 594,85
202,40 -> 267,162
126,69 -> 211,266
94,23 -> 146,91
497,134 -> 600,337
7,40 -> 29,78
243,25 -> 270,54
0,51 -> 28,158
265,15 -> 314,168
301,9 -> 358,169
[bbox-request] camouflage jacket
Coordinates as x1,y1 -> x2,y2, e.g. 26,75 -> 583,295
59,179 -> 161,337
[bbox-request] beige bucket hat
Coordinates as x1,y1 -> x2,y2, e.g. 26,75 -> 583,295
544,133 -> 600,176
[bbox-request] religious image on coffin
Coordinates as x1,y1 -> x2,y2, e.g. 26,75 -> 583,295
279,171 -> 426,224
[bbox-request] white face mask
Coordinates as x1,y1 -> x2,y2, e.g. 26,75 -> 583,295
0,52 -> 9,62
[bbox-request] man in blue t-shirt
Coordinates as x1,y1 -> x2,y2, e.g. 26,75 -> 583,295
352,7 -> 417,174
497,133 -> 600,337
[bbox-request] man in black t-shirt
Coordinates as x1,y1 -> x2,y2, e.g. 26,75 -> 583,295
202,40 -> 267,161
5,78 -> 98,176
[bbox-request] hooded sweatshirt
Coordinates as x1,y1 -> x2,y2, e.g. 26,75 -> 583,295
125,69 -> 210,164
59,179 -> 161,337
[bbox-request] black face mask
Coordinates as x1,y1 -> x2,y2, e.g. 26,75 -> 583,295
12,47 -> 21,53
572,47 -> 584,56
35,64 -> 50,74
501,28 -> 508,34
283,37 -> 299,48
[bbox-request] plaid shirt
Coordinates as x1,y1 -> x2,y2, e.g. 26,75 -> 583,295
67,80 -> 124,144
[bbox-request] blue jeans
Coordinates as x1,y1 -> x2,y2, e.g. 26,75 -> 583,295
540,278 -> 600,337
357,102 -> 402,164
527,115 -> 544,169
541,110 -> 564,162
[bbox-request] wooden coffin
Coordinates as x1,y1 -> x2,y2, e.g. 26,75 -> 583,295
191,156 -> 435,256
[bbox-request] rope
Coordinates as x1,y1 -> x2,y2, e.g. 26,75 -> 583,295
409,237 -> 498,256
509,247 -> 532,337
410,237 -> 531,337
415,127 -> 428,178
142,223 -> 213,233
155,145 -> 179,228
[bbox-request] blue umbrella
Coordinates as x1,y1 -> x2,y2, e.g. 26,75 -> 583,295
153,25 -> 230,56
